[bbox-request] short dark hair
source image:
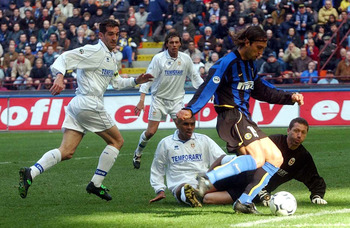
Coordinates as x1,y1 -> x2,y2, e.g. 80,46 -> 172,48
289,117 -> 309,131
164,31 -> 182,49
99,19 -> 119,34
233,26 -> 267,47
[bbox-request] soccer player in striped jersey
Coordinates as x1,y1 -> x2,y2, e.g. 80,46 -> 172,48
177,26 -> 304,214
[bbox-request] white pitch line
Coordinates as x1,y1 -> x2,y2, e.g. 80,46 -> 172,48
231,208 -> 350,227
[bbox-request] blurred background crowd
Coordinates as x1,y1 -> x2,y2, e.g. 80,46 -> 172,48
0,0 -> 350,91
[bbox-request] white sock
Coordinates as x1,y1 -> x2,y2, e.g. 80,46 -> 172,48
180,186 -> 191,205
91,145 -> 119,187
30,149 -> 62,179
135,131 -> 149,156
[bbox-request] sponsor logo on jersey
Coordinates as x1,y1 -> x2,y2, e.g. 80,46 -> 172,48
79,49 -> 84,54
171,153 -> 203,163
101,69 -> 114,77
174,145 -> 179,150
288,158 -> 296,166
237,81 -> 254,90
213,76 -> 220,84
244,133 -> 252,140
164,70 -> 184,76
106,57 -> 110,62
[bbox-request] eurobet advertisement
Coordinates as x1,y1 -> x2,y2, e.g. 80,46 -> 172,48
0,91 -> 349,131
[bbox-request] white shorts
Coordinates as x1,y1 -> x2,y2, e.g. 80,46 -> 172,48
148,96 -> 184,121
62,108 -> 115,133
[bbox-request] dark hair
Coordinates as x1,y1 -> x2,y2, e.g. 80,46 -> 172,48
289,117 -> 309,131
99,19 -> 119,34
163,31 -> 182,49
233,26 -> 267,47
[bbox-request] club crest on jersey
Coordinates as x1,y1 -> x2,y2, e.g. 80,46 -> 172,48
288,158 -> 296,166
178,61 -> 181,65
213,76 -> 220,84
244,133 -> 252,140
191,143 -> 195,148
79,49 -> 84,54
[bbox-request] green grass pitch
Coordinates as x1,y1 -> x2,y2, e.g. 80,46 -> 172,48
1,127 -> 350,227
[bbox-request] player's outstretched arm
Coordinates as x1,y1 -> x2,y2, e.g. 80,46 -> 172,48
135,93 -> 146,116
135,73 -> 153,84
176,109 -> 192,120
50,73 -> 65,96
291,93 -> 304,106
149,191 -> 166,203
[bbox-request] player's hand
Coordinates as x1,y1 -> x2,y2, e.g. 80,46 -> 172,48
291,93 -> 304,106
149,191 -> 166,203
136,73 -> 153,84
258,190 -> 271,207
50,74 -> 65,96
311,195 -> 327,205
134,100 -> 144,116
176,109 -> 192,120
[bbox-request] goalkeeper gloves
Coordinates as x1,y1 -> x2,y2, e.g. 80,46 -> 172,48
311,195 -> 327,205
258,190 -> 271,207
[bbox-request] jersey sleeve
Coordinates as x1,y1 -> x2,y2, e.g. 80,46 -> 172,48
251,77 -> 294,105
204,135 -> 226,165
111,72 -> 136,90
139,54 -> 160,94
150,139 -> 168,193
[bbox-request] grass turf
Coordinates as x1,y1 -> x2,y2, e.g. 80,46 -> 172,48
1,127 -> 350,227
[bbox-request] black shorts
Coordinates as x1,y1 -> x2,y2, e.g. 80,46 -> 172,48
213,171 -> 253,201
216,108 -> 267,152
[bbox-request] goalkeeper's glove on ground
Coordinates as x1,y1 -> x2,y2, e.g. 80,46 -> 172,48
311,195 -> 327,205
258,190 -> 271,207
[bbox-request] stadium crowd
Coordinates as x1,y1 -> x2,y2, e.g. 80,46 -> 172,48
1,0 -> 350,91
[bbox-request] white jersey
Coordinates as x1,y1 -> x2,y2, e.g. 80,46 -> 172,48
51,40 -> 136,112
139,50 -> 203,100
150,130 -> 226,194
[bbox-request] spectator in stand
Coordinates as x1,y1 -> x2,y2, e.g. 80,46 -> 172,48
64,7 -> 83,30
241,0 -> 255,13
80,0 -> 98,17
38,20 -> 55,44
163,21 -> 174,37
251,16 -> 263,29
283,42 -> 301,70
110,0 -> 130,24
80,12 -> 93,29
43,33 -> 59,53
127,5 -> 136,20
223,0 -> 241,13
40,77 -> 52,90
54,21 -> 66,37
29,58 -> 50,85
79,21 -> 94,38
9,22 -> 23,44
127,17 -> 142,47
147,0 -> 168,42
271,3 -> 286,25
16,33 -> 28,53
37,8 -> 52,29
305,38 -> 319,62
216,16 -> 229,43
213,43 -> 226,58
305,3 -> 318,24
265,29 -> 280,56
8,7 -> 20,29
314,25 -> 325,47
167,0 -> 181,24
184,40 -> 201,61
300,61 -> 318,84
28,35 -> 43,54
87,31 -> 98,45
318,69 -> 339,84
192,54 -> 205,76
293,47 -> 313,82
19,0 -> 32,19
324,14 -> 338,34
279,0 -> 296,14
198,26 -> 217,52
19,76 -> 36,90
170,3 -> 184,25
20,9 -> 35,30
281,70 -> 294,84
205,2 -> 225,24
91,7 -> 107,30
2,44 -> 18,72
199,66 -> 207,80
278,13 -> 293,38
180,31 -> 191,52
58,0 -> 74,18
67,23 -> 77,41
222,27 -> 235,53
200,14 -> 218,37
173,14 -> 196,39
204,52 -> 219,73
319,35 -> 338,70
226,4 -> 239,26
134,3 -> 149,42
69,27 -> 88,50
51,7 -> 67,28
318,0 -> 338,24
4,1 -> 17,19
281,27 -> 303,49
24,45 -> 35,66
117,26 -> 135,68
183,0 -> 202,28
243,1 -> 265,23
25,19 -> 39,40
11,52 -> 32,85
258,0 -> 275,15
43,45 -> 58,68
262,52 -> 283,84
335,51 -> 350,83
201,46 -> 212,64
263,14 -> 279,37
338,0 -> 350,12
0,78 -> 8,91
292,4 -> 314,37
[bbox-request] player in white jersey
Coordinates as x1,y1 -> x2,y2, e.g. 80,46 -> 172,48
133,31 -> 204,169
18,19 -> 153,201
149,116 -> 227,207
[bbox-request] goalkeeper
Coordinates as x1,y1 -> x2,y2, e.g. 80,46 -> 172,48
201,117 -> 327,206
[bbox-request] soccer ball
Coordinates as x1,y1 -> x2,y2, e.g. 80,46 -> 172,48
269,191 -> 297,216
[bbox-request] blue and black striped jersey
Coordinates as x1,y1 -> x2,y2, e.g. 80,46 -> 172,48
186,49 -> 294,118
